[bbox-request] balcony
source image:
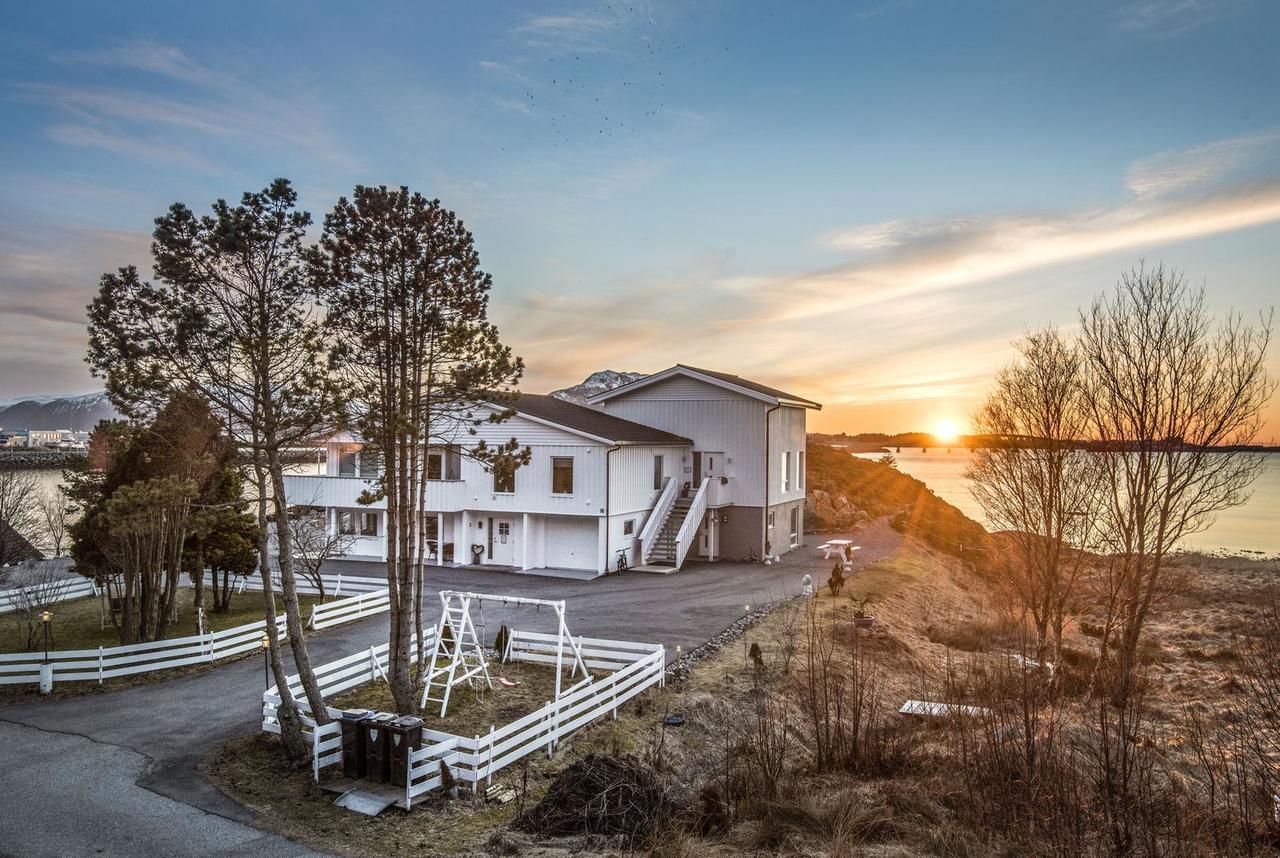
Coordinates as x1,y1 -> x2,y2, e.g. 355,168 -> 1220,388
704,476 -> 735,508
282,474 -> 467,512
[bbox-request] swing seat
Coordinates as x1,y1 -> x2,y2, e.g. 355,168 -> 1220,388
497,676 -> 521,688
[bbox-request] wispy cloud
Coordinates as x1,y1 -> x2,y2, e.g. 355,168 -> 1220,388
19,40 -> 359,172
1125,129 -> 1280,197
1111,0 -> 1235,38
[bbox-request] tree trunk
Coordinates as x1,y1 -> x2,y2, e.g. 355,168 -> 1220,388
192,540 -> 205,610
268,447 -> 330,726
254,468 -> 309,762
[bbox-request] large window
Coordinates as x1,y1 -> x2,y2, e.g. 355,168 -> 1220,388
339,510 -> 379,536
338,511 -> 355,534
426,451 -> 443,481
551,457 -> 574,494
358,452 -> 380,479
652,454 -> 664,491
783,451 -> 793,492
338,449 -> 379,478
798,451 -> 805,490
493,466 -> 515,494
359,511 -> 379,536
338,451 -> 358,477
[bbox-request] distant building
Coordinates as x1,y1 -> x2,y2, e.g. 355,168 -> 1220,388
0,431 -> 27,448
24,429 -> 62,448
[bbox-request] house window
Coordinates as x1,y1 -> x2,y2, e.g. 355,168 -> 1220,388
360,512 -> 379,536
358,452 -> 380,479
623,519 -> 635,536
497,521 -> 510,543
789,506 -> 800,547
767,510 -> 775,527
426,451 -> 443,481
493,467 -> 515,494
551,457 -> 574,494
338,451 -> 358,477
653,455 -> 664,491
783,451 -> 793,492
338,511 -> 356,534
798,451 -> 805,490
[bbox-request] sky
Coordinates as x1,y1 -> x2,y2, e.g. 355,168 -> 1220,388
1,0 -> 1278,438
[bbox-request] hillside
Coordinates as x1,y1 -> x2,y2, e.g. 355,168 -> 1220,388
806,441 -> 988,560
0,392 -> 117,430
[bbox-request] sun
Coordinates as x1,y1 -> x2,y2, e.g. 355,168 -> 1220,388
933,419 -> 960,443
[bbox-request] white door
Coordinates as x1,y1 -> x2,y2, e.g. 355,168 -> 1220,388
700,451 -> 725,481
489,517 -> 516,566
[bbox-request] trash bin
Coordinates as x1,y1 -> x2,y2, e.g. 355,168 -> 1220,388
387,715 -> 425,788
363,712 -> 397,783
338,709 -> 374,779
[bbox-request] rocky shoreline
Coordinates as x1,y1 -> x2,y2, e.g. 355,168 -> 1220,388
0,450 -> 86,470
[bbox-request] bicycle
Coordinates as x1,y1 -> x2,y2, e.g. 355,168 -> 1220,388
614,548 -> 630,574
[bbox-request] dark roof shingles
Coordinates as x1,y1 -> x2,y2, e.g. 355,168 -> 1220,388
512,394 -> 692,445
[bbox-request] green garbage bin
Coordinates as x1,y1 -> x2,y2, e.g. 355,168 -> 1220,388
387,715 -> 425,788
363,712 -> 397,783
338,709 -> 374,779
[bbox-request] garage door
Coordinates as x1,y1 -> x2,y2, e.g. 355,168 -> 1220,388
544,517 -> 598,571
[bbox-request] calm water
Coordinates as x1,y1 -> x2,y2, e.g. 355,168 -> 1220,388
853,448 -> 1280,557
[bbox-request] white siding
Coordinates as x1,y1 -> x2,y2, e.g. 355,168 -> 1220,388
607,444 -> 691,517
599,378 -> 769,507
769,405 -> 808,505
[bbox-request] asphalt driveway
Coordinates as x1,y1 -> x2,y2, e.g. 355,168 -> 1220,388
0,521 -> 899,857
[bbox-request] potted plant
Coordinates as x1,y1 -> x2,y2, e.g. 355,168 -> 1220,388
852,598 -> 875,629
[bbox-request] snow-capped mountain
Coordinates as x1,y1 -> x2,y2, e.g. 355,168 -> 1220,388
549,370 -> 646,404
0,391 -> 118,430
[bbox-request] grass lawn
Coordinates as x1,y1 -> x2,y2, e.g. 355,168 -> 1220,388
0,586 -> 321,654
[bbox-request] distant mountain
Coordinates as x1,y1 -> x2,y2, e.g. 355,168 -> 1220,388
549,370 -> 646,404
0,392 -> 118,431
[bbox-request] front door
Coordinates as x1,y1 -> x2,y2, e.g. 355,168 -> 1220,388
488,517 -> 516,566
699,451 -> 724,482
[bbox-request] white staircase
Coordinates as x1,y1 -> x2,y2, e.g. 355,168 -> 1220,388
420,591 -> 493,716
642,477 -> 710,571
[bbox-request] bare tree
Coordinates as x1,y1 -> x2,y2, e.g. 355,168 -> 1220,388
4,560 -> 76,651
0,470 -> 42,564
1077,263 -> 1274,702
289,506 -> 355,600
967,327 -> 1102,666
37,487 -> 75,558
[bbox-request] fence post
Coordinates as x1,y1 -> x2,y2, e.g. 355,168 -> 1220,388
546,700 -> 556,758
472,736 -> 479,795
485,724 -> 495,787
335,572 -> 342,597
98,646 -> 104,684
405,750 -> 413,810
307,605 -> 317,631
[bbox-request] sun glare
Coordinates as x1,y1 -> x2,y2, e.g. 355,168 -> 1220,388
934,419 -> 960,443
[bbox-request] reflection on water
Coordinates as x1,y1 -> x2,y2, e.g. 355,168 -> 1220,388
853,448 -> 1280,557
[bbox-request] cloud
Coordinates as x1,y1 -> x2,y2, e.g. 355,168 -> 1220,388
1111,0 -> 1235,37
1125,130 -> 1280,197
19,42 -> 359,172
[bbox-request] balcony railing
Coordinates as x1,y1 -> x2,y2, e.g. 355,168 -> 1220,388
282,474 -> 467,512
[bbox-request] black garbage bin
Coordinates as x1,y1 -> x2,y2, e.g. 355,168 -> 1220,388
363,712 -> 397,783
387,715 -> 425,788
337,709 -> 374,779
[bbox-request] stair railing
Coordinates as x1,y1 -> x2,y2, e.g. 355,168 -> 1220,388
639,477 -> 678,563
673,477 -> 711,571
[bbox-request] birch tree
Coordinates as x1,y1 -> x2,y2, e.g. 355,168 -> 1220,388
86,179 -> 339,760
1077,263 -> 1273,703
312,185 -> 526,713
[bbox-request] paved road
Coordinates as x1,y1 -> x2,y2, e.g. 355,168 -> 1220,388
0,522 -> 898,857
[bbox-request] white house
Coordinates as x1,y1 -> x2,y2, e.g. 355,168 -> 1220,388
282,367 -> 820,577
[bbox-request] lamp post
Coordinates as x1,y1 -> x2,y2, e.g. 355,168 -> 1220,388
261,632 -> 270,690
40,610 -> 52,662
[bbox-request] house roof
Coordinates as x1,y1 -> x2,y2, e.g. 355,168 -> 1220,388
0,519 -> 44,566
588,365 -> 823,409
509,394 -> 693,446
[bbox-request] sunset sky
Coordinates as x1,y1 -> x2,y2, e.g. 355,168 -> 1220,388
1,1 -> 1277,437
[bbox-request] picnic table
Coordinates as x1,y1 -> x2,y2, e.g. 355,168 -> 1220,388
817,539 -> 857,560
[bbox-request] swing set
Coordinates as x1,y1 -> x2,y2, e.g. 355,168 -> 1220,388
420,590 -> 592,717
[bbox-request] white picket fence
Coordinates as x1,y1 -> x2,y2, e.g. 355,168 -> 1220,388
261,627 -> 666,808
0,577 -> 98,615
205,571 -> 387,598
308,588 -> 390,630
0,588 -> 391,688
